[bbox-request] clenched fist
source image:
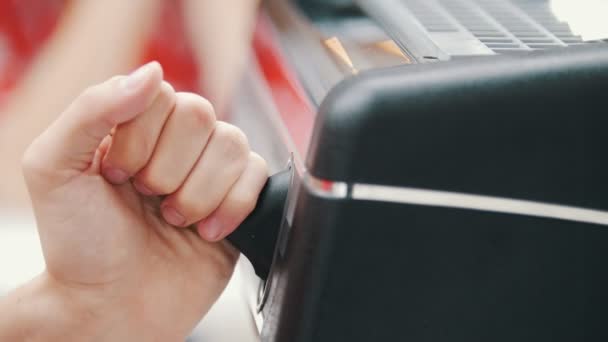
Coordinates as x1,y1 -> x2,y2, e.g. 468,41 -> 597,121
1,62 -> 267,341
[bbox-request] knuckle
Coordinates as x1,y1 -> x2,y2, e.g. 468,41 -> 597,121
176,93 -> 216,129
157,82 -> 176,110
249,152 -> 268,174
159,81 -> 175,96
229,193 -> 257,216
78,85 -> 102,108
214,123 -> 249,160
108,83 -> 176,173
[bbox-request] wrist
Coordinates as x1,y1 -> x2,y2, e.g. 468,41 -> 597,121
0,273 -> 89,341
41,271 -> 186,341
0,272 -> 150,341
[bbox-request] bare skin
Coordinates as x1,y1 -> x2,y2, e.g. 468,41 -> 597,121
0,62 -> 267,341
0,0 -> 259,207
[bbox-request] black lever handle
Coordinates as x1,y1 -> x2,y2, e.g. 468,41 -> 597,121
226,166 -> 292,279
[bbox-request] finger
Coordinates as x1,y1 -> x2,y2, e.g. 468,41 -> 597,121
196,152 -> 268,241
22,62 -> 163,187
90,135 -> 113,174
101,81 -> 176,184
133,92 -> 216,196
161,122 -> 250,227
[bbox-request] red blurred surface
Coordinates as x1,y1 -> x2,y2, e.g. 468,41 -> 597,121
0,0 -> 199,106
0,0 -> 65,104
0,3 -> 315,158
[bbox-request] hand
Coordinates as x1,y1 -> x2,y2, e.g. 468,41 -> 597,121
18,62 -> 268,340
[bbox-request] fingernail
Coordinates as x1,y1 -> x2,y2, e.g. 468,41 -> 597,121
162,205 -> 185,227
103,167 -> 129,184
197,216 -> 223,241
121,62 -> 156,91
133,179 -> 154,196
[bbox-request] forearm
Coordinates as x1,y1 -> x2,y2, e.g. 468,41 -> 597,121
0,0 -> 161,205
7,0 -> 160,120
182,0 -> 259,116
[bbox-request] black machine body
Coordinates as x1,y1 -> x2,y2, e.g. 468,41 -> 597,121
228,43 -> 608,341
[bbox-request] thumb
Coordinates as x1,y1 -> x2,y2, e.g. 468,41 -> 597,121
22,61 -> 163,188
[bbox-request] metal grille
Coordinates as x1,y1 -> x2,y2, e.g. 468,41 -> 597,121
401,0 -> 586,55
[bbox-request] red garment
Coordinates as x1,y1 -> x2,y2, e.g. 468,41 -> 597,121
0,0 -> 199,106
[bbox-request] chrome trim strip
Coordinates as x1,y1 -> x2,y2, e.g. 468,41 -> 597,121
302,173 -> 348,199
352,184 -> 608,226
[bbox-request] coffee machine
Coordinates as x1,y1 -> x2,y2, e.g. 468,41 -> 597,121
228,1 -> 608,341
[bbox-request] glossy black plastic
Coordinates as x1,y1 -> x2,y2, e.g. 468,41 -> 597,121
226,167 -> 292,279
259,45 -> 608,341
